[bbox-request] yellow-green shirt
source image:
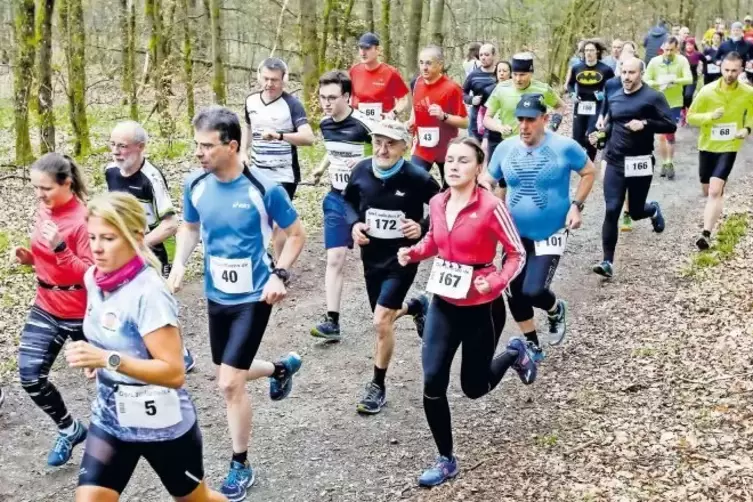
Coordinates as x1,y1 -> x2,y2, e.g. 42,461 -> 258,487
687,78 -> 753,152
645,54 -> 693,108
485,80 -> 560,138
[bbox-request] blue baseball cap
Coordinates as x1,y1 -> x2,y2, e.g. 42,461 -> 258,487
515,94 -> 547,118
358,32 -> 380,48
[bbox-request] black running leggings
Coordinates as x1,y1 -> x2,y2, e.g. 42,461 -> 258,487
507,238 -> 560,323
572,105 -> 599,161
602,162 -> 655,263
18,305 -> 85,429
422,295 -> 515,457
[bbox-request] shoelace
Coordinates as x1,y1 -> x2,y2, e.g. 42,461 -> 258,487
224,465 -> 246,488
364,383 -> 382,402
52,434 -> 72,454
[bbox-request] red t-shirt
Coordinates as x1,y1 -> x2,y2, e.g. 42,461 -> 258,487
412,74 -> 467,163
349,63 -> 409,117
31,196 -> 93,319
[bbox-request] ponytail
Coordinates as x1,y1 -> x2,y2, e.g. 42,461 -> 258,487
32,152 -> 89,201
63,155 -> 88,200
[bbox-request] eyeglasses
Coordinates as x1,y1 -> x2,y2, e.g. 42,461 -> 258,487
318,94 -> 344,104
194,142 -> 225,152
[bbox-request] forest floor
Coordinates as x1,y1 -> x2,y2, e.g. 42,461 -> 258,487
0,114 -> 752,501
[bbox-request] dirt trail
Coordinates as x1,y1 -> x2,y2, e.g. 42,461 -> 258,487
1,127 -> 751,502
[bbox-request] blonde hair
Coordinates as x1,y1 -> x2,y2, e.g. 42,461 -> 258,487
87,192 -> 162,271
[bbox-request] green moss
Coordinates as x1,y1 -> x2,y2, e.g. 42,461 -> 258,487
684,213 -> 749,277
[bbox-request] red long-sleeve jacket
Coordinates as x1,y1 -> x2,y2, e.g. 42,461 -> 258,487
406,187 -> 525,306
31,196 -> 93,319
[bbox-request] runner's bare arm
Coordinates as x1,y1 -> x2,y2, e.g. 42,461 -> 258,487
312,156 -> 330,184
573,160 -> 597,202
275,219 -> 306,270
283,123 -> 316,146
144,214 -> 179,248
173,222 -> 201,267
443,113 -> 468,129
393,94 -> 411,116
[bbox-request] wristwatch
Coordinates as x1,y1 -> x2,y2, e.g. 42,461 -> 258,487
53,241 -> 67,253
441,112 -> 449,121
571,200 -> 585,211
106,351 -> 122,372
272,268 -> 290,286
278,132 -> 284,141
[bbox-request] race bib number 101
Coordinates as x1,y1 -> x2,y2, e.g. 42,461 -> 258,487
534,228 -> 568,256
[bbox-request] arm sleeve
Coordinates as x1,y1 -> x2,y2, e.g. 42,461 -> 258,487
138,285 -> 180,337
419,175 -> 441,235
288,97 -> 309,129
485,87 -> 501,118
266,185 -> 299,229
483,201 -> 526,295
676,58 -> 693,86
389,70 -> 410,100
644,60 -> 658,87
687,88 -> 713,126
342,169 -> 362,227
565,138 -> 589,172
452,85 -> 468,117
544,85 -> 561,109
151,171 -> 175,219
566,65 -> 577,94
647,92 -> 679,133
463,74 -> 475,104
406,207 -> 439,262
487,141 -> 507,186
244,97 -> 251,125
55,223 -> 94,282
182,177 -> 200,224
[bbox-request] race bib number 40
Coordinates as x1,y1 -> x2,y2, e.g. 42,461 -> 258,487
624,155 -> 653,177
116,385 -> 182,429
426,258 -> 473,299
711,123 -> 737,141
365,209 -> 405,239
534,228 -> 568,256
418,127 -> 440,147
577,101 -> 597,116
358,102 -> 383,119
209,256 -> 253,294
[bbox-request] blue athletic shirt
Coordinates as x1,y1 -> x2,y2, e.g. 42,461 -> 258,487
183,165 -> 298,305
488,131 -> 587,241
84,265 -> 196,442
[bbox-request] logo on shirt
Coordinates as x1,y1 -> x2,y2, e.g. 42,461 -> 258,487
233,201 -> 251,209
576,70 -> 604,85
470,212 -> 478,219
395,190 -> 405,197
100,311 -> 121,332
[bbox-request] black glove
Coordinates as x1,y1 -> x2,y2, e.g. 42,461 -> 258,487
549,113 -> 563,131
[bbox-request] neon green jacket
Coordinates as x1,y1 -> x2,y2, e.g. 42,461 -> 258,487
485,80 -> 560,138
687,79 -> 753,152
645,55 -> 693,108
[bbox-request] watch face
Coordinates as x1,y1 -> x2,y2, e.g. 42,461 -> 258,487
108,353 -> 121,368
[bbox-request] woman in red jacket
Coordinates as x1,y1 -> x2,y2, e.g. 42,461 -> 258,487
398,137 -> 537,488
13,153 -> 92,467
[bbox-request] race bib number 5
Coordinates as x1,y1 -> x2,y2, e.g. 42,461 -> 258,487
209,256 -> 253,294
534,228 -> 568,256
365,209 -> 405,239
426,258 -> 473,299
116,385 -> 182,429
624,155 -> 653,177
711,123 -> 736,141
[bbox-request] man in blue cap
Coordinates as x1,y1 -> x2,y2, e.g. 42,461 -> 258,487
484,94 -> 595,360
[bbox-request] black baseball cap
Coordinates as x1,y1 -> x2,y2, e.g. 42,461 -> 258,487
515,94 -> 547,118
358,32 -> 380,48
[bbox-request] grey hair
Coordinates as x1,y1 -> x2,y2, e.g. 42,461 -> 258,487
420,44 -> 445,63
260,57 -> 289,77
114,120 -> 149,145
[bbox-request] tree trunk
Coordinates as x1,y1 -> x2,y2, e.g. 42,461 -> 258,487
318,0 -> 334,73
428,0 -> 443,46
60,0 -> 91,156
299,0 -> 319,111
335,0 -> 356,67
12,0 -> 35,166
126,0 -> 138,119
36,0 -> 55,154
404,0 -> 423,74
380,0 -> 391,63
209,0 -> 226,104
179,0 -> 195,121
365,0 -> 374,32
146,0 -> 173,136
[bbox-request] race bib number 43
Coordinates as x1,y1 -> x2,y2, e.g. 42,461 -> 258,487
426,258 -> 473,299
116,385 -> 182,429
624,155 -> 653,177
534,228 -> 568,256
418,127 -> 440,147
209,256 -> 253,294
365,209 -> 405,239
711,123 -> 737,141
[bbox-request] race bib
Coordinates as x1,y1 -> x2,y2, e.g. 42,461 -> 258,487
365,208 -> 405,239
577,101 -> 597,116
534,228 -> 568,256
624,155 -> 653,177
707,64 -> 721,74
329,162 -> 351,190
426,258 -> 473,299
209,256 -> 253,294
658,74 -> 674,85
711,123 -> 736,141
418,127 -> 440,147
358,102 -> 383,119
116,385 -> 182,429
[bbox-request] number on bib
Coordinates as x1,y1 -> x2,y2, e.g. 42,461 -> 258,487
115,385 -> 182,429
624,155 -> 653,177
426,259 -> 473,299
209,256 -> 253,294
358,103 -> 383,119
418,127 -> 440,148
578,101 -> 597,116
711,123 -> 737,141
534,228 -> 568,256
707,64 -> 721,74
365,209 -> 405,239
329,162 -> 351,190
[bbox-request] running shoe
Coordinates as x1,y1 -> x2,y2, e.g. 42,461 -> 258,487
620,212 -> 633,232
650,201 -> 665,233
356,382 -> 386,415
527,341 -> 546,363
47,419 -> 87,467
184,348 -> 196,373
0,387 -> 5,408
660,163 -> 668,177
310,315 -> 342,342
418,455 -> 459,487
506,337 -> 537,385
220,461 -> 255,502
666,162 -> 676,180
269,352 -> 302,401
547,299 -> 568,346
696,235 -> 711,251
407,294 -> 429,338
592,260 -> 614,278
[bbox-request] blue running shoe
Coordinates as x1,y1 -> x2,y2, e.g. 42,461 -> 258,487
310,315 -> 342,342
220,461 -> 255,502
418,455 -> 459,487
269,352 -> 302,401
650,201 -> 665,233
593,260 -> 614,278
506,337 -> 537,385
184,348 -> 196,373
528,341 -> 545,363
547,299 -> 568,346
47,420 -> 87,467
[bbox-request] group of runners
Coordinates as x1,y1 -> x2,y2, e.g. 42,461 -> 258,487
2,21 -> 751,501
